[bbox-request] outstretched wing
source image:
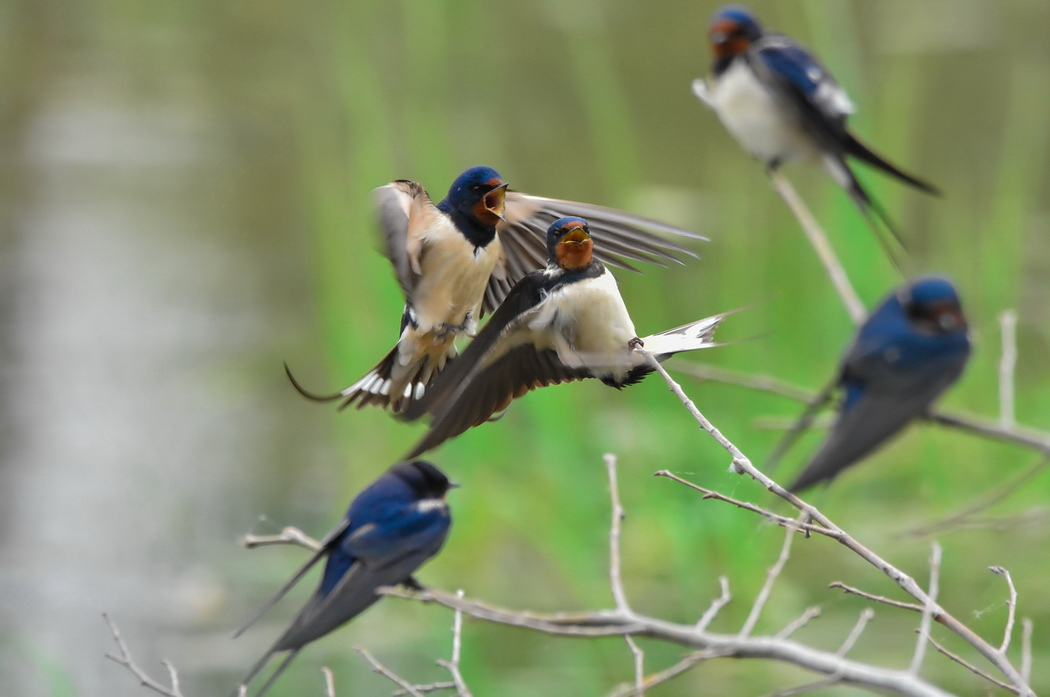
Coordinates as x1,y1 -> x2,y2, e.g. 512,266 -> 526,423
373,180 -> 442,299
485,192 -> 705,313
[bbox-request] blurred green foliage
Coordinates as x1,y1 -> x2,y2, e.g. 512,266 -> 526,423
9,0 -> 1048,694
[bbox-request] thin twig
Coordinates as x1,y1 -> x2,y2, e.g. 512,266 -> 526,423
910,542 -> 942,674
761,676 -> 841,697
102,614 -> 185,697
392,683 -> 456,696
624,636 -> 645,696
927,636 -> 1018,694
769,169 -> 865,323
774,607 -> 821,640
654,472 -> 830,537
436,589 -> 472,697
696,576 -> 731,632
242,526 -> 322,552
1021,618 -> 1033,684
990,566 -> 1019,654
838,609 -> 875,656
828,583 -> 925,614
740,515 -> 805,638
605,453 -> 631,613
322,666 -> 336,697
606,649 -> 727,697
999,309 -> 1018,428
355,647 -> 426,697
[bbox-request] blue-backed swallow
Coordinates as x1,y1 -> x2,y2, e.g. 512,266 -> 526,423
232,460 -> 455,697
769,277 -> 970,492
400,217 -> 730,458
692,5 -> 939,254
287,166 -> 706,413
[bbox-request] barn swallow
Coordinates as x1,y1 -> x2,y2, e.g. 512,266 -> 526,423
770,277 -> 970,492
400,217 -> 729,458
285,166 -> 706,413
232,460 -> 455,697
692,5 -> 938,253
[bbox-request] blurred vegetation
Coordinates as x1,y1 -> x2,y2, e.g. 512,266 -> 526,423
6,0 -> 1050,695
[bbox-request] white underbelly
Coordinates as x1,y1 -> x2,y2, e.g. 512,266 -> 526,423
534,272 -> 637,365
711,62 -> 819,165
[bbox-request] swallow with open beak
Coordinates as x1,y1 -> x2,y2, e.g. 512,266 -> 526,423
692,5 -> 939,255
400,216 -> 729,458
287,166 -> 706,413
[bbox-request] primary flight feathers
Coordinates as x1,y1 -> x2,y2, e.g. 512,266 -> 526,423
400,216 -> 730,459
232,461 -> 455,697
287,166 -> 705,414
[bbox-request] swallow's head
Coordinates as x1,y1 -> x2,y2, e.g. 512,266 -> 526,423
447,166 -> 508,227
709,5 -> 762,58
901,276 -> 967,334
393,460 -> 457,499
547,216 -> 594,270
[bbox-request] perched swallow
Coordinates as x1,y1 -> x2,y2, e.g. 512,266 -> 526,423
401,216 -> 728,458
232,460 -> 455,697
771,277 -> 970,492
286,166 -> 706,413
692,5 -> 938,251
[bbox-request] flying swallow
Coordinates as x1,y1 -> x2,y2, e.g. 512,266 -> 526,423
232,460 -> 455,697
692,5 -> 938,252
400,216 -> 729,458
285,166 -> 706,413
769,277 -> 970,492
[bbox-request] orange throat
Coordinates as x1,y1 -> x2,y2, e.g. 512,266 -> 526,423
556,239 -> 594,270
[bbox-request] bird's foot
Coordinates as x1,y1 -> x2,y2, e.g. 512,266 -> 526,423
401,576 -> 427,592
628,337 -> 644,349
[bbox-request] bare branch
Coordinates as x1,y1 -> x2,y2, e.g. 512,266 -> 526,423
241,526 -> 322,552
604,453 -> 631,613
1021,618 -> 1033,684
741,515 -> 806,638
696,576 -> 731,632
648,363 -> 1035,695
392,683 -> 456,696
382,586 -> 955,697
322,666 -> 336,697
769,169 -> 865,323
999,309 -> 1018,428
654,472 -> 830,537
624,636 -> 645,696
436,589 -> 472,697
910,543 -> 942,674
103,614 -> 185,697
838,609 -> 875,656
355,647 -> 426,697
775,607 -> 821,640
927,637 -> 1018,694
606,649 -> 726,697
828,583 -> 925,614
990,566 -> 1019,654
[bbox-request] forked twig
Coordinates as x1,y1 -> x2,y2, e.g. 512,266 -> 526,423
103,614 -> 185,697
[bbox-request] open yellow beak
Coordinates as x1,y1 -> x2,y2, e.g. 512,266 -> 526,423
483,184 -> 508,221
560,227 -> 591,244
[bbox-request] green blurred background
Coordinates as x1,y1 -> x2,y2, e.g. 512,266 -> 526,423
2,0 -> 1048,695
